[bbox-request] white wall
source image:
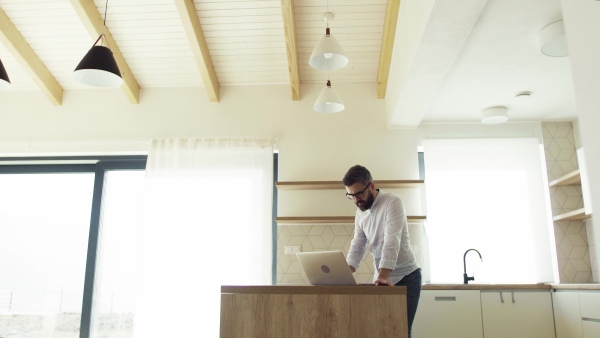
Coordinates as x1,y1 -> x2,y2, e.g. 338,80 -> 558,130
561,0 -> 600,281
0,83 -> 416,181
0,82 -> 561,282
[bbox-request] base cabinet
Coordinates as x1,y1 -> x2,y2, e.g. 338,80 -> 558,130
580,292 -> 600,338
481,290 -> 555,338
553,291 -> 583,338
582,320 -> 600,338
553,290 -> 600,338
412,290 -> 483,338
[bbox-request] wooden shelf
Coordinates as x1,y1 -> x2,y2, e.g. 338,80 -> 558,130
549,169 -> 581,187
276,180 -> 424,190
552,208 -> 592,221
276,215 -> 427,225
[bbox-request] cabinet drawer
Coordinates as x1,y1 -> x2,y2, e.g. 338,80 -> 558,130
413,290 -> 483,338
582,319 -> 600,338
579,292 -> 600,320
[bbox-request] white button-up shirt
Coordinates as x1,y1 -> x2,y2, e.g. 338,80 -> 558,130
346,190 -> 419,284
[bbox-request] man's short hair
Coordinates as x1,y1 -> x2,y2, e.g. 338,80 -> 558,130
343,165 -> 372,187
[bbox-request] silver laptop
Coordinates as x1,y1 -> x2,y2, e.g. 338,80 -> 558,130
296,251 -> 358,286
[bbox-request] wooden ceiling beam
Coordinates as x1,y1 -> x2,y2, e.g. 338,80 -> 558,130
69,0 -> 140,104
174,0 -> 220,103
376,0 -> 401,99
281,0 -> 300,101
0,8 -> 63,105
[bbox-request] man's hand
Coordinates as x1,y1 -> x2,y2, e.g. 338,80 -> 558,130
349,265 -> 356,273
374,278 -> 393,286
374,268 -> 394,286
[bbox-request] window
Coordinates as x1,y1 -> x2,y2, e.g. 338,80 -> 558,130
423,138 -> 555,284
0,169 -> 94,337
0,151 -> 276,338
0,158 -> 146,338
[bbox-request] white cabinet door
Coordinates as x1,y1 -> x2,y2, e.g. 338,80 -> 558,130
582,320 -> 600,338
580,292 -> 600,338
553,291 -> 583,338
412,290 -> 483,338
579,292 -> 600,320
481,291 -> 555,338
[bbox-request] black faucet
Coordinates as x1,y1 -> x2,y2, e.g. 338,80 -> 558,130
463,249 -> 483,284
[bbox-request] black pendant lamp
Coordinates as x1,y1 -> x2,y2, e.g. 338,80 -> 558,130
73,0 -> 123,87
0,58 -> 11,89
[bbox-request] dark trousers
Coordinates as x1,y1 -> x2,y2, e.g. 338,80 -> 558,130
395,268 -> 422,338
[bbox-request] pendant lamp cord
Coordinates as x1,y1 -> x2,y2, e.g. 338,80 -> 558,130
326,0 -> 329,28
101,0 -> 108,47
92,0 -> 109,48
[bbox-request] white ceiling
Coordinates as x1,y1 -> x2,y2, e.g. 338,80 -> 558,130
0,0 -> 578,126
422,0 -> 576,124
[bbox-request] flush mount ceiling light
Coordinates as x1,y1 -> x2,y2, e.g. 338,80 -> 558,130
309,12 -> 348,71
0,58 -> 10,90
314,80 -> 345,113
481,106 -> 508,124
73,0 -> 123,87
538,19 -> 568,57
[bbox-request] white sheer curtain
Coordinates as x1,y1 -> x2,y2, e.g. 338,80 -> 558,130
423,138 -> 555,284
132,138 -> 274,338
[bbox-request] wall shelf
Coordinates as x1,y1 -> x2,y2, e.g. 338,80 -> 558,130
276,215 -> 427,225
552,208 -> 592,221
276,180 -> 424,190
549,169 -> 581,187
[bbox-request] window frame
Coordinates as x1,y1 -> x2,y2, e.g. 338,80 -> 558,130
0,156 -> 146,338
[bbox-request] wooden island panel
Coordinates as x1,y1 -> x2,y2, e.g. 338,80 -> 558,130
220,285 -> 408,338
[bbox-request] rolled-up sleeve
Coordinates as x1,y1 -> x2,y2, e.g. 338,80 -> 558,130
378,198 -> 404,270
346,220 -> 367,269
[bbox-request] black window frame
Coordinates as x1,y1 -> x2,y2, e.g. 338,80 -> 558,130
0,156 -> 147,338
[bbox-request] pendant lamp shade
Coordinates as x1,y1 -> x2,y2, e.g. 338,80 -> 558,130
309,28 -> 348,71
314,80 -> 345,113
0,59 -> 11,89
73,45 -> 123,87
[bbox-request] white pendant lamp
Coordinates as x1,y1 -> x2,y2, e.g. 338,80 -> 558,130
314,80 -> 345,113
309,12 -> 348,71
73,0 -> 123,87
0,58 -> 11,90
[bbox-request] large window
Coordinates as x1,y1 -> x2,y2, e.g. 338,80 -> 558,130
91,170 -> 146,338
0,150 -> 275,338
423,138 -> 556,284
0,159 -> 146,338
0,170 -> 94,337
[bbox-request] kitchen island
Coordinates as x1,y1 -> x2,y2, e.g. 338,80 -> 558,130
220,285 -> 408,338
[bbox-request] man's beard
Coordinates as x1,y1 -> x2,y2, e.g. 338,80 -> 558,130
356,192 -> 375,211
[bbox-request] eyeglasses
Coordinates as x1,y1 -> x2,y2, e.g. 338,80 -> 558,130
346,183 -> 371,200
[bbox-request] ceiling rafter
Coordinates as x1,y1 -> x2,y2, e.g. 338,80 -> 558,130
0,7 -> 63,105
69,0 -> 140,104
376,0 -> 401,99
174,0 -> 219,103
281,0 -> 300,101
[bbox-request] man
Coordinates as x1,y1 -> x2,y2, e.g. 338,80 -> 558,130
344,164 -> 422,337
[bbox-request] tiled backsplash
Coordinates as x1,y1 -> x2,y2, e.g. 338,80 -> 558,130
277,223 -> 428,284
542,122 -> 594,283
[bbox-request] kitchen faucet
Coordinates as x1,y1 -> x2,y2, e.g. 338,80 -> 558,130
463,248 -> 483,284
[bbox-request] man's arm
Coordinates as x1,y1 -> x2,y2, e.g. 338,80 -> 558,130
347,219 -> 367,271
